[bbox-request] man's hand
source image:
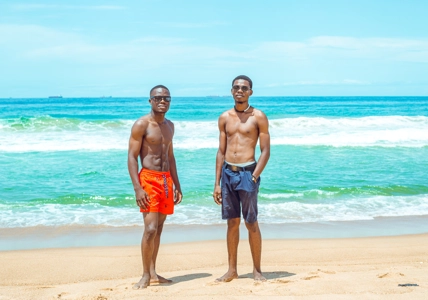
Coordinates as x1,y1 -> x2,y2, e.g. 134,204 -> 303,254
135,187 -> 150,210
213,185 -> 222,205
174,189 -> 183,205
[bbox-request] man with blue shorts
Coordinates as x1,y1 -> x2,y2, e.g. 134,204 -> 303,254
213,75 -> 270,282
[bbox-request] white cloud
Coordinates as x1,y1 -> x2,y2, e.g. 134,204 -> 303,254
154,21 -> 228,29
4,23 -> 427,66
254,36 -> 428,63
0,24 -> 244,71
11,4 -> 125,10
131,36 -> 189,44
266,80 -> 370,87
310,36 -> 428,50
1,23 -> 427,96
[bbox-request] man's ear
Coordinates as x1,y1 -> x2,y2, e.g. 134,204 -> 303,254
249,89 -> 253,96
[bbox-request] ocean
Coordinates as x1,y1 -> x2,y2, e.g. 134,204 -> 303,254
1,96 -> 428,233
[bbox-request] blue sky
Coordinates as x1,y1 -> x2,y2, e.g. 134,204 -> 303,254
0,0 -> 427,97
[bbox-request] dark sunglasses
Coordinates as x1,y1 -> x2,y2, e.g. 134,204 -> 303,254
232,85 -> 251,92
150,96 -> 171,102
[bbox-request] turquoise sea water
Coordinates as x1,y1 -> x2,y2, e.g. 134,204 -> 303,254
1,96 -> 428,228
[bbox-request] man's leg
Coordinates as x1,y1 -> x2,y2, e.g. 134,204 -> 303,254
149,213 -> 172,283
244,220 -> 266,281
133,212 -> 159,289
216,217 -> 240,282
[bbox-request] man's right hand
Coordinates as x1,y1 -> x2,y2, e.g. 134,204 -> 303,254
213,185 -> 222,205
135,187 -> 150,210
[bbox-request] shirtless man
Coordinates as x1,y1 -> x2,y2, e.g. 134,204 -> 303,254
128,85 -> 182,289
213,75 -> 270,282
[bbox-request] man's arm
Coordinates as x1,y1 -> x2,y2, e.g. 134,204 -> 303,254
213,114 -> 227,205
127,119 -> 150,209
252,111 -> 270,179
167,122 -> 182,205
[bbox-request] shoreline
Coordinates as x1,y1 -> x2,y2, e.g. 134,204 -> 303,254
0,234 -> 427,299
1,215 -> 428,251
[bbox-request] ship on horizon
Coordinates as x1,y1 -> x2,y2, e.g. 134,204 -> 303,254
48,95 -> 63,98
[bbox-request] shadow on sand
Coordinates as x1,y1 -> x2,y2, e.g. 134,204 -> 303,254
167,272 -> 212,284
239,271 -> 295,280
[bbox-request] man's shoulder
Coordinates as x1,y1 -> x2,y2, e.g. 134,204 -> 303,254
217,110 -> 232,125
219,108 -> 234,118
165,118 -> 175,128
133,115 -> 151,128
252,107 -> 268,118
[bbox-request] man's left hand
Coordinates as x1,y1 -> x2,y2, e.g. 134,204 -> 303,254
174,189 -> 183,205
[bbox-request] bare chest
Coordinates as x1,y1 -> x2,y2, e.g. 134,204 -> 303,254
225,117 -> 258,137
144,123 -> 173,145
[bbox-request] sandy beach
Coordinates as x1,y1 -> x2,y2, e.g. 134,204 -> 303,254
1,233 -> 427,299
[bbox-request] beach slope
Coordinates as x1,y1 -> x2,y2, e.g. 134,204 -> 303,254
1,234 -> 427,299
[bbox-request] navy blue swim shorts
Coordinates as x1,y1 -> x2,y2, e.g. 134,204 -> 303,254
221,163 -> 261,223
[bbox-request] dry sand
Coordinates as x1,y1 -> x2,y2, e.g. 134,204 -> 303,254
1,234 -> 427,299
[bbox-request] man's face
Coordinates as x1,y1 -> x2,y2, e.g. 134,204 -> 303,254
231,79 -> 253,103
149,88 -> 171,113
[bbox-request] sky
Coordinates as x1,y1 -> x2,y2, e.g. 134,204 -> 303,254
0,0 -> 427,97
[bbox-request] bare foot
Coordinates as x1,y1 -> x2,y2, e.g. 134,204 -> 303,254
150,274 -> 172,284
215,271 -> 239,282
253,270 -> 266,282
133,275 -> 150,289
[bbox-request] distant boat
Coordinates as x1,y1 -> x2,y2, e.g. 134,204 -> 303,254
48,95 -> 63,98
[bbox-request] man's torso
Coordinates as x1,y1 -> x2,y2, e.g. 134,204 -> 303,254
224,108 -> 259,163
138,115 -> 174,172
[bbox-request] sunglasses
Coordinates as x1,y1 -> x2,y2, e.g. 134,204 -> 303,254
150,96 -> 171,102
232,85 -> 251,92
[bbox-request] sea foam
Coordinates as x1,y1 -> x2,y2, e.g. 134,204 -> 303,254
1,194 -> 427,227
0,116 -> 427,152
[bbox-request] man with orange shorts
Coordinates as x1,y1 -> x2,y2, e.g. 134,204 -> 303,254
128,85 -> 182,289
138,168 -> 174,215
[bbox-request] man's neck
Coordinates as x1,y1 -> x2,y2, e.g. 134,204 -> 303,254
151,111 -> 166,123
234,102 -> 250,113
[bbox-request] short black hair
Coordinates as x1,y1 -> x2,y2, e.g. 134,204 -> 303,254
150,85 -> 170,95
232,75 -> 252,89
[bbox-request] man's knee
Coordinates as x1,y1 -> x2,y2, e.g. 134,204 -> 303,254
144,224 -> 158,240
227,218 -> 241,229
157,214 -> 167,231
156,222 -> 165,234
244,220 -> 259,233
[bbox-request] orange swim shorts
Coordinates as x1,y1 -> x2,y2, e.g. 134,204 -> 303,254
138,168 -> 174,215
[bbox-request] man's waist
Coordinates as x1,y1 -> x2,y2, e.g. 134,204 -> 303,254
224,162 -> 257,172
139,168 -> 171,176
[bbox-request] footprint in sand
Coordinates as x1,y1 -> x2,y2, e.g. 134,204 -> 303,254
272,278 -> 291,284
378,272 -> 405,279
303,275 -> 320,280
302,269 -> 336,280
318,269 -> 336,274
302,270 -> 321,280
253,280 -> 267,286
